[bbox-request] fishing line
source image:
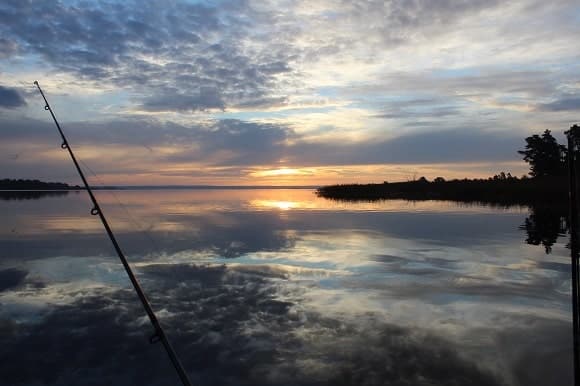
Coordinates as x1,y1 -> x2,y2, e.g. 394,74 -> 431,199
34,81 -> 193,386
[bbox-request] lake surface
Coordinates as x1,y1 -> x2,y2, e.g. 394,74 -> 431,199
0,189 -> 573,385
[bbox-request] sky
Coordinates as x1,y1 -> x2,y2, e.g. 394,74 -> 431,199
0,0 -> 579,186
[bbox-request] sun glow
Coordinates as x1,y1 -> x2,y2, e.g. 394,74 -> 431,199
251,168 -> 305,177
250,200 -> 299,211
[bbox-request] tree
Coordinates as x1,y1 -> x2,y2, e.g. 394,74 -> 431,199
565,124 -> 580,159
518,130 -> 566,177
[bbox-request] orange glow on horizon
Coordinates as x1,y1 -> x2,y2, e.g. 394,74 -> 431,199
47,160 -> 528,187
250,168 -> 309,177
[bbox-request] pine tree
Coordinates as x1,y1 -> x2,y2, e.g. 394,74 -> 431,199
518,130 -> 566,177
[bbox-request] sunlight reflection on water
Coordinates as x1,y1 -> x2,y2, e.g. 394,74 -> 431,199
0,189 -> 573,385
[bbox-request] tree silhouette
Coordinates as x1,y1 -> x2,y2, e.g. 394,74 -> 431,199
518,130 -> 566,177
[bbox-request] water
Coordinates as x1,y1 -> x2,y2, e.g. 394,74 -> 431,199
0,189 -> 573,385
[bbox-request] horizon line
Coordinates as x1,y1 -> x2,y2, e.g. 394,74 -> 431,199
92,185 -> 320,190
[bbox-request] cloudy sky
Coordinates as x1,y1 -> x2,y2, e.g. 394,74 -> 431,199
1,0 -> 579,186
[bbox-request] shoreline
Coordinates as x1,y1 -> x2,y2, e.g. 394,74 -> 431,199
316,176 -> 569,206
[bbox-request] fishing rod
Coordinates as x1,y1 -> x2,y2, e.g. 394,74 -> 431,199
33,81 -> 193,386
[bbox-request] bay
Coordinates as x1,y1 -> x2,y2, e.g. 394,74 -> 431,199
0,189 -> 572,385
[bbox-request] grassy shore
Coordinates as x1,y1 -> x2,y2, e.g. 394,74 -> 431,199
316,176 -> 569,206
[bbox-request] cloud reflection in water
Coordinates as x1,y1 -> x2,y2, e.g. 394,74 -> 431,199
0,190 -> 573,385
2,263 -> 510,386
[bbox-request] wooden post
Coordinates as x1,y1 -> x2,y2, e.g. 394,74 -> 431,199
567,124 -> 580,386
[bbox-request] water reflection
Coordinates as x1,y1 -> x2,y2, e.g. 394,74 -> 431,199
0,190 -> 70,201
0,190 -> 574,385
520,205 -> 569,254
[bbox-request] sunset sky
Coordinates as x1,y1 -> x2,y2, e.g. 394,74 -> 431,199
1,0 -> 579,186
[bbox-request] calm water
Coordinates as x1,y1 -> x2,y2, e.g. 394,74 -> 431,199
0,189 -> 573,385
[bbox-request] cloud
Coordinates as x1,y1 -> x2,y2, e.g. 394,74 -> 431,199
0,117 -> 295,182
0,114 -> 526,185
232,96 -> 289,110
0,1 -> 297,111
1,0 -> 579,116
2,0 -> 578,184
536,96 -> 580,112
0,268 -> 27,291
350,70 -> 562,114
165,119 -> 293,166
141,87 -> 225,112
0,37 -> 17,58
0,85 -> 26,108
306,0 -> 502,48
376,106 -> 462,120
287,128 -> 523,165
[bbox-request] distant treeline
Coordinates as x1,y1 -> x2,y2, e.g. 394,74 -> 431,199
319,126 -> 580,205
316,175 -> 568,205
0,179 -> 81,190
